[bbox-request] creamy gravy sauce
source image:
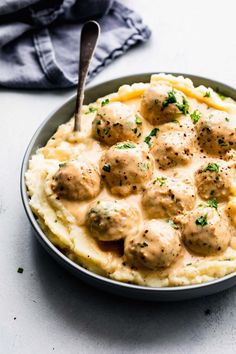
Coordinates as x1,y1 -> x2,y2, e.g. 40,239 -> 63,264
27,76 -> 236,287
48,96 -> 236,280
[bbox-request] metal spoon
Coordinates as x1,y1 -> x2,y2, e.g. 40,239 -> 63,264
74,21 -> 100,132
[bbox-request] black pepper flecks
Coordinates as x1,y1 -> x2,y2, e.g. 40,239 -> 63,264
204,309 -> 211,316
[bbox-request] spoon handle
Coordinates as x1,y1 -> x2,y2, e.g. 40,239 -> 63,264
74,21 -> 100,132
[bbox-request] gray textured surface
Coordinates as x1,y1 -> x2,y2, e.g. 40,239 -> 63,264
1,1 -> 236,353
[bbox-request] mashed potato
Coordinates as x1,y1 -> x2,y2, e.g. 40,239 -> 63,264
26,74 -> 236,287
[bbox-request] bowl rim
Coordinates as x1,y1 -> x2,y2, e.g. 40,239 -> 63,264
20,71 -> 236,294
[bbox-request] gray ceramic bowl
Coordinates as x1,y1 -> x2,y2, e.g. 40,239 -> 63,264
21,73 -> 236,301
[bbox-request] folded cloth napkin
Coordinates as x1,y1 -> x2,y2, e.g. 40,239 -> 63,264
0,0 -> 151,89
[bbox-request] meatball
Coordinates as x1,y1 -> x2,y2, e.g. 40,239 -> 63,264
151,130 -> 195,169
160,115 -> 194,133
86,200 -> 140,241
92,102 -> 142,145
182,207 -> 231,256
142,177 -> 196,219
140,84 -> 189,125
124,220 -> 181,269
195,161 -> 233,201
51,160 -> 101,201
197,110 -> 236,154
100,142 -> 154,196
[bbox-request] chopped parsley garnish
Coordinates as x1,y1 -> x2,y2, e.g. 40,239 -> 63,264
204,91 -> 211,98
207,198 -> 218,210
186,263 -> 192,266
85,106 -> 97,114
203,163 -> 219,173
171,119 -> 179,124
218,93 -> 227,101
115,142 -> 136,149
225,117 -> 230,122
162,90 -> 177,108
139,161 -> 150,171
103,127 -> 110,136
162,90 -> 189,115
135,115 -> 142,125
155,177 -> 167,186
96,119 -> 101,125
195,214 -> 208,227
190,110 -> 201,124
144,128 -> 159,147
59,163 -> 66,168
176,96 -> 189,115
102,163 -> 111,172
166,219 -> 179,229
101,98 -> 110,106
17,267 -> 24,274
